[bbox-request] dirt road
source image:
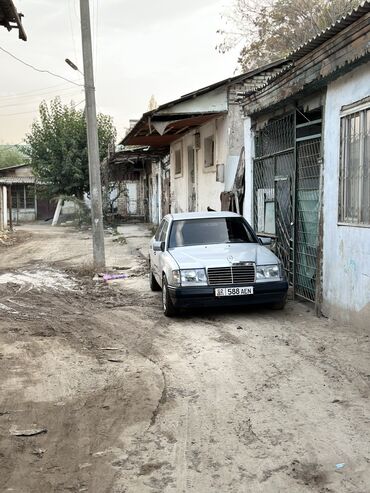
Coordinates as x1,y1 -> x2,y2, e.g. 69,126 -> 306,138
0,224 -> 369,493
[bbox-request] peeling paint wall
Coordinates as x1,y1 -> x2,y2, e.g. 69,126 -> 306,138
322,64 -> 370,329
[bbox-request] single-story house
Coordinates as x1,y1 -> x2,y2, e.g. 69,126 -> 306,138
0,163 -> 56,227
240,1 -> 370,328
121,60 -> 288,217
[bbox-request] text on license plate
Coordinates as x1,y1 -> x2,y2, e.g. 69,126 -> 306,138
215,286 -> 254,297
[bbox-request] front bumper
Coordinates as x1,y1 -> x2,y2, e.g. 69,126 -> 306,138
168,281 -> 288,308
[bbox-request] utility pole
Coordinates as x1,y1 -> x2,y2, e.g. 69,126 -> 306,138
79,0 -> 105,269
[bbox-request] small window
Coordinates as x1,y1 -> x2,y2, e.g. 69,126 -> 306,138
11,184 -> 35,210
339,105 -> 370,225
204,136 -> 215,167
25,185 -> 35,209
175,149 -> 182,175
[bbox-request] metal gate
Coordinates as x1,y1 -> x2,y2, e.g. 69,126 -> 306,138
254,114 -> 295,280
295,138 -> 321,301
254,112 -> 322,303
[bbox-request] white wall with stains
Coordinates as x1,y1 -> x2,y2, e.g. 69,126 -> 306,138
322,64 -> 370,328
169,113 -> 242,213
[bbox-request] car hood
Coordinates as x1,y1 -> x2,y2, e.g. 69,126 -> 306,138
169,243 -> 279,269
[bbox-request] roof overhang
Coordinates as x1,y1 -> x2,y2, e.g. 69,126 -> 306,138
121,112 -> 225,147
0,176 -> 35,184
0,0 -> 27,41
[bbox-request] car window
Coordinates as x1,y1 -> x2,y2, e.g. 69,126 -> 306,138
159,220 -> 169,242
154,219 -> 166,241
168,217 -> 257,248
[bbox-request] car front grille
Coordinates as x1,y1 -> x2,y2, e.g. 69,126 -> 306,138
207,264 -> 255,285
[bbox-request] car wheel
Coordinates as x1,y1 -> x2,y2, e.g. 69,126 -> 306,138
162,275 -> 177,317
149,268 -> 161,291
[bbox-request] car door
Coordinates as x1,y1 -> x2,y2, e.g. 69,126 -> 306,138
150,219 -> 166,280
155,219 -> 169,282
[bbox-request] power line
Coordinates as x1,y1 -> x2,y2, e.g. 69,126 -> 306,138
0,85 -> 84,103
68,0 -> 79,65
0,90 -> 83,109
0,45 -> 84,87
0,82 -> 75,100
0,98 -> 86,117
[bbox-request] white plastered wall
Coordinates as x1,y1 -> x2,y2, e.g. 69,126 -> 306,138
169,113 -> 243,213
322,64 -> 370,329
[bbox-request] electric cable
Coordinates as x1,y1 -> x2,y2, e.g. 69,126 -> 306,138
0,45 -> 84,87
0,98 -> 85,117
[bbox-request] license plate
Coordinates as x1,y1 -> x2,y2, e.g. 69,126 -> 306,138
215,286 -> 254,297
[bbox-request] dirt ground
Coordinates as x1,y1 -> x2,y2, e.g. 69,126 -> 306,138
0,223 -> 369,493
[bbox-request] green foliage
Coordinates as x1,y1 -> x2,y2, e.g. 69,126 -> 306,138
25,97 -> 116,197
218,0 -> 362,71
0,145 -> 29,168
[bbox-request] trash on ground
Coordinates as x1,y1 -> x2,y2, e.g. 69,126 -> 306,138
335,463 -> 346,470
10,426 -> 48,437
103,273 -> 128,281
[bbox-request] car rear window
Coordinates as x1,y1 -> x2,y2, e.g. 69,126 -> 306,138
168,217 -> 257,248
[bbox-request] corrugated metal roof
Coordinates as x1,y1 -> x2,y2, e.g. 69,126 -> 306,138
289,1 -> 370,61
240,1 -> 370,102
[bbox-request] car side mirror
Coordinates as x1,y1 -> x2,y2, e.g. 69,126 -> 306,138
153,240 -> 165,252
258,236 -> 272,246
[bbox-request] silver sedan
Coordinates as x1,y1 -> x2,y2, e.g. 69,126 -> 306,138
149,211 -> 288,317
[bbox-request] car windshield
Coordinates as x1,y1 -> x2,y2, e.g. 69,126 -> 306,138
168,217 -> 257,248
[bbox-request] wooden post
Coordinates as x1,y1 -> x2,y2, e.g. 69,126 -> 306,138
8,186 -> 13,231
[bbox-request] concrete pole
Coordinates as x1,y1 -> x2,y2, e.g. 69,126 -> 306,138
79,0 -> 106,269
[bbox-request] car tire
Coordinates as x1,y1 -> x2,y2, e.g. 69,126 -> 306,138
162,275 -> 177,317
149,268 -> 161,291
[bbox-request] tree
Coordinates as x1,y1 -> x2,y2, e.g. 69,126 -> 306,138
217,0 -> 361,71
25,97 -> 116,198
0,145 -> 29,169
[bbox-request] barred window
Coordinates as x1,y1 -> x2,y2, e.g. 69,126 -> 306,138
339,104 -> 370,225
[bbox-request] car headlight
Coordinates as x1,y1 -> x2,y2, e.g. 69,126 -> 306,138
256,264 -> 280,281
180,269 -> 207,286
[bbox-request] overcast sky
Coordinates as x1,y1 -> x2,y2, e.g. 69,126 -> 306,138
0,0 -> 239,145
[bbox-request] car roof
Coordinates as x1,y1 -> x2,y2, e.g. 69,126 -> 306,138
165,211 -> 242,221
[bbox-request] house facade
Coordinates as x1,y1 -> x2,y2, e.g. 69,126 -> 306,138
241,2 -> 370,328
106,146 -> 170,224
121,61 -> 287,218
0,164 -> 57,227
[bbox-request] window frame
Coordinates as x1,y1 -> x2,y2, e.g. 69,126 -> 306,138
338,100 -> 370,227
204,135 -> 215,168
174,145 -> 183,177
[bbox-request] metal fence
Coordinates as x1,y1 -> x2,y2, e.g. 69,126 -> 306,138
253,113 -> 322,303
295,138 -> 321,301
254,114 -> 295,281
